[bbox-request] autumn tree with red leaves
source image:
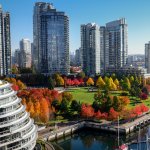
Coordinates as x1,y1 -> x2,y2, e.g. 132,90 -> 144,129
81,104 -> 94,118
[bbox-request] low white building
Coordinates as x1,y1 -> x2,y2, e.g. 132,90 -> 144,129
0,80 -> 38,150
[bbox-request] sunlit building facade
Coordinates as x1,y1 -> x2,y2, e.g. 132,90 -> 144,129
0,80 -> 38,150
81,23 -> 100,76
33,2 -> 69,74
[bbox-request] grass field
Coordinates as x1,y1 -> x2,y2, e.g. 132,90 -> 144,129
67,87 -> 150,108
68,87 -> 96,104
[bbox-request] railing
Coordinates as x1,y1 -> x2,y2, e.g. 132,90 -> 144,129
0,95 -> 17,106
7,143 -> 21,150
22,125 -> 34,137
0,89 -> 12,96
10,118 -> 30,132
0,111 -> 26,125
0,126 -> 34,145
0,129 -> 10,135
0,134 -> 21,144
7,130 -> 38,150
0,104 -> 21,116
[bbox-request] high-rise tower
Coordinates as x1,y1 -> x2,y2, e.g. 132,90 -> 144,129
105,18 -> 128,70
145,41 -> 150,73
20,39 -> 31,68
33,2 -> 69,75
81,23 -> 100,76
0,5 -> 11,75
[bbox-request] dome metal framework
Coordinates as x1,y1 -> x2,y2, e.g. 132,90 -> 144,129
0,80 -> 38,150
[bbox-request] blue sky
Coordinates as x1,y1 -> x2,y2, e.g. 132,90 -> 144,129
1,0 -> 150,54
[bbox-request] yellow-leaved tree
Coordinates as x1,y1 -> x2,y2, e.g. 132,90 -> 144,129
96,76 -> 105,89
86,78 -> 94,86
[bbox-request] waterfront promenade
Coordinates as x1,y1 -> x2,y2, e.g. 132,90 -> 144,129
38,113 -> 150,142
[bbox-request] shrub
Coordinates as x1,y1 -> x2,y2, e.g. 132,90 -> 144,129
139,92 -> 148,100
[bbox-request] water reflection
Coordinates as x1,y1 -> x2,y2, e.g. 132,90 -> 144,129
53,126 -> 150,150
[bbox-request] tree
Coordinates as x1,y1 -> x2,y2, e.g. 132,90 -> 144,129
12,84 -> 19,91
34,101 -> 41,121
56,76 -> 64,86
122,77 -> 131,91
73,79 -> 80,86
70,100 -> 81,113
22,98 -> 27,106
139,92 -> 148,100
114,79 -> 119,88
77,71 -> 85,79
110,82 -> 117,91
51,99 -> 60,112
92,101 -> 100,112
104,96 -> 113,112
59,99 -> 69,114
40,98 -> 49,123
17,80 -> 26,90
28,101 -> 35,118
81,104 -> 94,118
142,85 -> 150,95
53,73 -> 64,86
12,65 -> 19,74
94,110 -> 101,119
113,96 -> 121,112
112,96 -> 130,112
96,77 -> 105,89
108,107 -> 119,120
129,76 -> 134,83
62,92 -> 73,102
105,78 -> 111,90
111,73 -> 116,80
129,86 -> 141,98
86,78 -> 94,86
140,104 -> 149,113
47,77 -> 55,90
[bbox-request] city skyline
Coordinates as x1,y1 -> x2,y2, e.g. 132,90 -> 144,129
1,0 -> 150,54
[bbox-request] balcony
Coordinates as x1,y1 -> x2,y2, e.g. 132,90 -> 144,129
0,88 -> 12,95
0,103 -> 22,116
0,118 -> 31,138
7,131 -> 38,150
0,125 -> 35,146
0,105 -> 25,119
0,111 -> 26,126
0,81 -> 10,89
0,95 -> 17,106
10,118 -> 30,133
0,91 -> 17,102
0,133 -> 21,145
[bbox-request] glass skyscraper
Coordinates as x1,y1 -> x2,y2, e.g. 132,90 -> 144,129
33,2 -> 69,75
0,5 -> 11,76
105,18 -> 128,70
81,23 -> 100,76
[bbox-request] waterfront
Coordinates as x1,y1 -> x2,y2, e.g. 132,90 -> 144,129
53,127 -> 150,150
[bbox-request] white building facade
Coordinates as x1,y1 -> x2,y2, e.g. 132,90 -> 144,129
0,80 -> 37,150
20,39 -> 32,68
81,23 -> 100,76
145,41 -> 150,73
99,18 -> 128,73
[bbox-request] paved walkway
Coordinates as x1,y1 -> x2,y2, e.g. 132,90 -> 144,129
38,114 -> 150,140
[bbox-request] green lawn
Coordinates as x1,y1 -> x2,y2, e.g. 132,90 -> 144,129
68,87 -> 96,104
67,87 -> 150,108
